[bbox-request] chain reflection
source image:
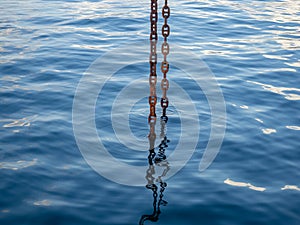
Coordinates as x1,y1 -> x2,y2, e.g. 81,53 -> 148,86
139,130 -> 170,225
139,0 -> 171,224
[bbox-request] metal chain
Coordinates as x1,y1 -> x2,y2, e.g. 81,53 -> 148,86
148,0 -> 158,151
155,136 -> 169,163
160,0 -> 170,122
149,0 -> 158,125
149,0 -> 170,151
143,5 -> 170,224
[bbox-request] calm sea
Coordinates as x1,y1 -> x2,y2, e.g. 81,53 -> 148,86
1,0 -> 300,224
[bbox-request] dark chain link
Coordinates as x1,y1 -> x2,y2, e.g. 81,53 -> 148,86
155,136 -> 169,164
158,181 -> 167,205
160,0 -> 170,121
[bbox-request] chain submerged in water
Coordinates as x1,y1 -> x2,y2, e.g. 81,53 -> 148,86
142,1 -> 171,224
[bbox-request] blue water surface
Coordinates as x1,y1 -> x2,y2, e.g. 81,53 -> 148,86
1,0 -> 300,224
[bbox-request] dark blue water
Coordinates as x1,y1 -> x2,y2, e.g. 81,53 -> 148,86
1,0 -> 300,224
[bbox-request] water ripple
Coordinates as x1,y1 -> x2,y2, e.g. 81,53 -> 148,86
247,80 -> 300,101
1,0 -> 300,224
0,159 -> 37,170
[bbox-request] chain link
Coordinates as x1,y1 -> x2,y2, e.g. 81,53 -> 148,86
149,0 -> 170,149
143,3 -> 170,224
149,0 -> 158,126
160,0 -> 170,121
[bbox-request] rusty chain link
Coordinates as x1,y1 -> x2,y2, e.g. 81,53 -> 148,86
148,0 -> 158,127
